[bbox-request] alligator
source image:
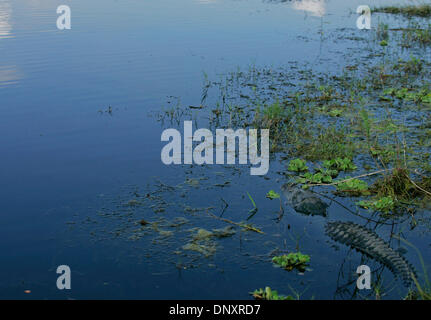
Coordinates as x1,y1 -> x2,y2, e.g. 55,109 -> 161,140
281,184 -> 329,216
325,221 -> 416,287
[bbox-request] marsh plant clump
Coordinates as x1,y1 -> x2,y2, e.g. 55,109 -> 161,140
323,157 -> 357,172
272,252 -> 310,272
335,178 -> 370,196
287,158 -> 308,172
357,196 -> 395,214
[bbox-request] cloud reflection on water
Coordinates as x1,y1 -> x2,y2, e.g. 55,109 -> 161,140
0,0 -> 12,39
0,1 -> 20,87
293,0 -> 326,17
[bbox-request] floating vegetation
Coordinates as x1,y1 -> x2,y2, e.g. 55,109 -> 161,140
158,230 -> 174,238
287,159 -> 308,172
192,228 -> 214,241
182,241 -> 217,258
251,287 -> 294,300
87,175 -> 255,269
265,190 -> 280,200
182,228 -> 221,258
357,196 -> 396,214
296,172 -> 333,185
212,226 -> 236,238
335,178 -> 370,196
323,157 -> 357,172
380,40 -> 388,47
272,252 -> 310,272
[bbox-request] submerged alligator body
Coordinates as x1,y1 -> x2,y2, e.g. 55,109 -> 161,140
325,221 -> 416,286
282,184 -> 329,216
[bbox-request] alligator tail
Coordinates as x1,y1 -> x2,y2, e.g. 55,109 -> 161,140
325,221 -> 416,287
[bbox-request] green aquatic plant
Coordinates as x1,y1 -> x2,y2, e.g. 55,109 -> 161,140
357,196 -> 395,213
359,168 -> 431,213
371,168 -> 416,201
288,158 -> 308,172
266,190 -> 280,200
369,145 -> 396,164
323,157 -> 357,172
393,56 -> 423,75
422,93 -> 431,104
193,228 -> 214,241
412,25 -> 431,46
296,172 -> 333,185
376,22 -> 389,41
317,104 -> 345,117
400,23 -> 431,47
182,228 -> 218,257
182,242 -> 217,257
251,287 -> 294,300
294,125 -> 356,161
336,178 -> 370,196
272,252 -> 310,272
262,100 -> 284,119
328,109 -> 343,117
253,100 -> 292,150
315,167 -> 339,178
359,108 -> 372,146
317,85 -> 335,101
382,87 -> 431,103
246,191 -> 258,220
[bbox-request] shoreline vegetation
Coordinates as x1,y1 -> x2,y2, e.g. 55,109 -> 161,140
156,1 -> 431,298
160,52 -> 431,217
373,4 -> 431,18
93,2 -> 431,300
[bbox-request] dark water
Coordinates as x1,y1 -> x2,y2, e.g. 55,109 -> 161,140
1,0 -> 430,299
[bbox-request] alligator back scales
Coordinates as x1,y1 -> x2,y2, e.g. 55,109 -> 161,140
325,221 -> 416,286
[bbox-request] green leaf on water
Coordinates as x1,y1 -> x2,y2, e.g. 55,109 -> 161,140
288,159 -> 308,172
272,252 -> 310,272
266,190 -> 280,200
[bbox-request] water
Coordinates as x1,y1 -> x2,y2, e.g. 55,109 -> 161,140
1,0 -> 430,299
